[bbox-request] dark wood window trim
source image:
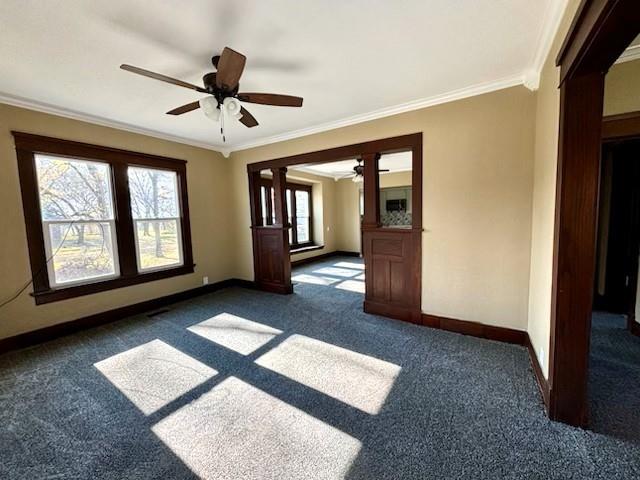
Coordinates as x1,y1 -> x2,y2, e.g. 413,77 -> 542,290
258,178 -> 314,249
12,132 -> 194,305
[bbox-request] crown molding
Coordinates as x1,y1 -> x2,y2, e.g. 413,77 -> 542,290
615,45 -> 640,65
526,0 -> 570,91
0,92 -> 226,154
230,74 -> 525,153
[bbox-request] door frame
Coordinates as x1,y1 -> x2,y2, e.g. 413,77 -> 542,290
549,0 -> 640,426
246,133 -> 423,320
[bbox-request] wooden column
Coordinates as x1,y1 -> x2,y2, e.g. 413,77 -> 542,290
248,170 -> 263,227
271,167 -> 288,227
247,167 -> 292,294
362,153 -> 381,228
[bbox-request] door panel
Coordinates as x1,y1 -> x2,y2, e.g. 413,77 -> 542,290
363,228 -> 421,323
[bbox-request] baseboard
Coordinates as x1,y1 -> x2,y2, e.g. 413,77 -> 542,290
421,314 -> 527,345
291,250 -> 360,267
525,334 -> 551,411
0,278 -> 255,355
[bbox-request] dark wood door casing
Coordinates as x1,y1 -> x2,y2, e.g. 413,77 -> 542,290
549,0 -> 640,426
247,133 -> 423,323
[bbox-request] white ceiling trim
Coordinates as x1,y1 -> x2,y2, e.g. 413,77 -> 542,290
616,45 -> 640,65
524,0 -> 570,91
0,91 -> 231,155
230,73 -> 524,154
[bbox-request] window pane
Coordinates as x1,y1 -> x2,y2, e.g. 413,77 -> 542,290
260,186 -> 268,225
297,218 -> 310,243
35,155 -> 114,220
270,188 -> 276,223
128,167 -> 179,219
286,189 -> 293,243
295,190 -> 310,243
295,190 -> 309,218
135,220 -> 182,271
48,222 -> 117,285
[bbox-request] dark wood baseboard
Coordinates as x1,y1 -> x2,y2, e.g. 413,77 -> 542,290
526,334 -> 551,410
421,314 -> 527,345
290,250 -> 360,268
421,313 -> 549,409
0,278 -> 255,355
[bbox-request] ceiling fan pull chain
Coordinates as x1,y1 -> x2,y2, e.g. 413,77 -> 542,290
220,105 -> 226,142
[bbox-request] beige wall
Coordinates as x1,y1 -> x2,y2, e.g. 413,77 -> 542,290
0,103 -> 234,340
231,86 -> 536,330
604,58 -> 640,116
526,0 -> 583,378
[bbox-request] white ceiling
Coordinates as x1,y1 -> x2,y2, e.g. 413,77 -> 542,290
292,152 -> 412,180
0,0 -> 557,153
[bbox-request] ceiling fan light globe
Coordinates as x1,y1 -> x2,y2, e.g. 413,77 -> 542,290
199,96 -> 220,121
352,175 -> 363,183
223,97 -> 242,117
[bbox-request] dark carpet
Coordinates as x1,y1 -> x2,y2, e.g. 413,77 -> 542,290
589,311 -> 640,444
1,256 -> 639,479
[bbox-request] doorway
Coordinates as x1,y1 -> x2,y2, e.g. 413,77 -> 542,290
550,0 -> 640,426
246,133 -> 423,324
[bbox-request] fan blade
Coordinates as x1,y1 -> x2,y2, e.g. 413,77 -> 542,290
121,64 -> 206,92
239,107 -> 258,128
237,93 -> 303,107
379,169 -> 390,172
166,101 -> 201,115
215,47 -> 246,90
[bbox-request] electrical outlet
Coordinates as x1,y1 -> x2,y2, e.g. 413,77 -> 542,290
202,276 -> 209,285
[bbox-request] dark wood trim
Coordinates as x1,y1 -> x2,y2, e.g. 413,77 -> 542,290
550,0 -> 640,427
12,132 -> 194,305
555,0 -> 639,84
258,178 -> 314,247
290,250 -> 360,268
33,265 -> 195,304
0,278 -> 255,355
421,314 -> 527,345
361,153 -> 381,228
602,111 -> 640,141
526,334 -> 551,409
247,132 -> 422,330
247,133 -> 422,180
12,132 -> 187,168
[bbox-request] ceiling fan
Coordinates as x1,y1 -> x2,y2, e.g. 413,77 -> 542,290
338,158 -> 389,183
120,47 -> 303,141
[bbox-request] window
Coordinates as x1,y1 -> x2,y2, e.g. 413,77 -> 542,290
129,167 -> 183,272
258,179 -> 313,248
14,132 -> 193,304
35,155 -> 119,287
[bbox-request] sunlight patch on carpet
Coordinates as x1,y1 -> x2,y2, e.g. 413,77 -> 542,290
152,377 -> 361,480
336,279 -> 365,293
255,335 -> 400,414
94,339 -> 217,415
187,313 -> 282,355
292,273 -> 340,286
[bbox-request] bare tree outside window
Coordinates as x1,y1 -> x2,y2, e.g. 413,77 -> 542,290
128,167 -> 183,271
35,155 -> 118,286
